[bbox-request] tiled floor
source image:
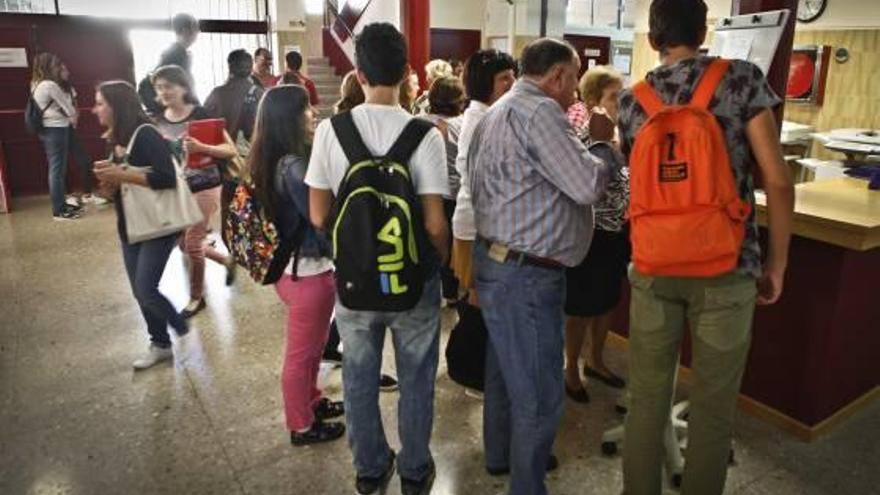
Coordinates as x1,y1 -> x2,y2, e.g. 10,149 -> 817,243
1,197 -> 878,495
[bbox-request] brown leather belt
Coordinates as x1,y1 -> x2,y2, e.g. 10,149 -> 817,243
477,237 -> 565,270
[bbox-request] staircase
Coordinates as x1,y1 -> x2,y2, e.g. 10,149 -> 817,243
307,57 -> 343,118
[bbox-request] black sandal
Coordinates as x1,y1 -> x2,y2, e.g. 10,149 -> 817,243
314,398 -> 345,420
290,421 -> 345,446
584,366 -> 626,389
565,384 -> 591,403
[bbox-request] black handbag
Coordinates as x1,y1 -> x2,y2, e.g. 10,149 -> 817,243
444,303 -> 488,392
184,163 -> 223,192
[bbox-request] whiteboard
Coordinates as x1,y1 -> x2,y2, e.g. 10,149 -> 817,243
708,9 -> 790,75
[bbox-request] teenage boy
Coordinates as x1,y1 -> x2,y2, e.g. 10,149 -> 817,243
283,50 -> 320,105
306,23 -> 449,495
139,13 -> 199,115
617,1 -> 794,494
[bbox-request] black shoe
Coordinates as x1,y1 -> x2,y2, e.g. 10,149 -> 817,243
486,454 -> 559,476
565,384 -> 591,403
225,261 -> 237,286
356,452 -> 396,495
290,421 -> 345,446
322,348 -> 343,367
180,298 -> 206,319
314,398 -> 344,421
400,459 -> 435,495
584,366 -> 626,389
53,208 -> 81,221
380,374 -> 398,392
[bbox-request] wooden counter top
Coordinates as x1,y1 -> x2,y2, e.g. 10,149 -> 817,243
755,178 -> 880,251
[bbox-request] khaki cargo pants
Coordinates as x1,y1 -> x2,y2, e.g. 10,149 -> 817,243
623,265 -> 757,495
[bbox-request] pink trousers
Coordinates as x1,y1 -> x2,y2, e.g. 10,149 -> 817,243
274,270 -> 335,431
179,186 -> 228,300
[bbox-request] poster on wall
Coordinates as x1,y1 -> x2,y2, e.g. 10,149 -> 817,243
786,45 -> 830,106
0,48 -> 28,68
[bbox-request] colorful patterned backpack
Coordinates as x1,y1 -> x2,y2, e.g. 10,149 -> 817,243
225,181 -> 300,285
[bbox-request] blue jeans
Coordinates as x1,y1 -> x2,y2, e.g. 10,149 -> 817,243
37,127 -> 94,215
120,233 -> 187,348
474,241 -> 566,495
335,274 -> 441,481
38,127 -> 69,215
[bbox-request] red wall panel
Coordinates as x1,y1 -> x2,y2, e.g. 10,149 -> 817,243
0,14 -> 135,197
430,28 -> 481,66
563,34 -> 611,77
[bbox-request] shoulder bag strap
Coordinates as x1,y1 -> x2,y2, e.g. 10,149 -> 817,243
330,111 -> 373,164
690,58 -> 732,110
385,118 -> 434,167
632,80 -> 665,118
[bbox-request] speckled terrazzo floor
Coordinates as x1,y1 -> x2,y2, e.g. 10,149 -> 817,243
1,196 -> 878,495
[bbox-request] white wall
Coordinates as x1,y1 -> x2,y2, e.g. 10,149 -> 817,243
631,0 -> 880,33
353,0 -> 400,32
272,0 -> 307,31
795,0 -> 880,30
431,0 -> 486,30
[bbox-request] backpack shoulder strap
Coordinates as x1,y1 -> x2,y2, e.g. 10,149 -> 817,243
632,80 -> 665,118
330,111 -> 373,164
385,118 -> 434,165
690,58 -> 732,110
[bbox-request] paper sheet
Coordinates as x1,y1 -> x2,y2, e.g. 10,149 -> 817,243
720,33 -> 754,61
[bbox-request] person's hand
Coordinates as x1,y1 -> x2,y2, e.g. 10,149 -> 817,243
183,137 -> 205,155
94,164 -> 126,186
70,111 -> 79,128
588,108 -> 615,142
756,265 -> 785,305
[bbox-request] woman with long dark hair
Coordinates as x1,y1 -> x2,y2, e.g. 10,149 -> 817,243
30,52 -> 83,220
92,81 -> 189,370
152,65 -> 237,319
248,84 -> 345,445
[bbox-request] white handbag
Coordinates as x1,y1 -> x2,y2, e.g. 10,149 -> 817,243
120,124 -> 202,243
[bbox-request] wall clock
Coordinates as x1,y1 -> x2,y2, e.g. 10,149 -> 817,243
797,0 -> 827,23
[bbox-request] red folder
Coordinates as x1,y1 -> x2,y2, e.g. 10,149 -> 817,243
187,118 -> 226,168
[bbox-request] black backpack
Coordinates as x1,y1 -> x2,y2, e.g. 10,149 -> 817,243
328,111 -> 434,312
24,91 -> 54,134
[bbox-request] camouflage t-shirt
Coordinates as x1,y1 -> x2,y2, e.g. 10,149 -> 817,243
617,56 -> 782,278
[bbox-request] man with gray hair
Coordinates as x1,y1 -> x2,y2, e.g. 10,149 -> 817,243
469,37 -> 620,495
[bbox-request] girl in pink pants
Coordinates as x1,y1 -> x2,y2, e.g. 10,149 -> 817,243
249,85 -> 345,445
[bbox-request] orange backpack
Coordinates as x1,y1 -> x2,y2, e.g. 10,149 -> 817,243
628,58 -> 751,277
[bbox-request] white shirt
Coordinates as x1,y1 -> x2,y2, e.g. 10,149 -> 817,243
452,100 -> 489,241
31,81 -> 77,128
288,256 -> 334,277
305,103 -> 449,197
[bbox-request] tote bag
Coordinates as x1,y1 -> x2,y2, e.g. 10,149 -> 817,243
121,124 -> 202,243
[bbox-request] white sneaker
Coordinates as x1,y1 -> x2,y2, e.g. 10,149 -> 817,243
132,345 -> 173,370
65,195 -> 82,207
82,194 -> 109,206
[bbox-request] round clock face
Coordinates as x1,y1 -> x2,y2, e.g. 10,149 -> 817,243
798,0 -> 827,23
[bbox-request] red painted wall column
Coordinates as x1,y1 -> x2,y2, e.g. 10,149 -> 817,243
401,0 -> 430,89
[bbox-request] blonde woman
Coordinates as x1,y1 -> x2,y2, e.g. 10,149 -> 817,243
563,66 -> 629,402
414,59 -> 453,114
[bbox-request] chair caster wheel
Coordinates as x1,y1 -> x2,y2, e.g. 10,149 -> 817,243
601,441 -> 618,456
614,404 -> 628,415
672,473 -> 682,488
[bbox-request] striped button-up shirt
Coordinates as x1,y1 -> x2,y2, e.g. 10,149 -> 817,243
470,79 -> 617,267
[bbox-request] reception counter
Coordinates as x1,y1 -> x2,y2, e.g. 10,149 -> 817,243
742,178 -> 880,439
